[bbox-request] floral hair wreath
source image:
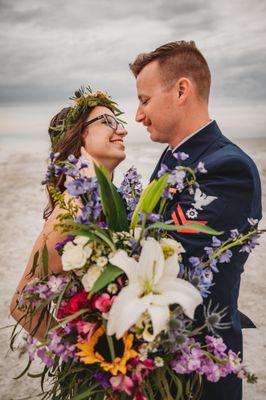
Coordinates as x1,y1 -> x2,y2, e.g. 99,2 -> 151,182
49,86 -> 125,149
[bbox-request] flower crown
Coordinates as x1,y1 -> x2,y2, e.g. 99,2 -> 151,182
49,86 -> 125,149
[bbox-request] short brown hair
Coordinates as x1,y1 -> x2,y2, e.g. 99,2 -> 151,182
130,41 -> 211,102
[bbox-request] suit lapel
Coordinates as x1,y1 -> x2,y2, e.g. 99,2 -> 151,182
163,121 -> 223,171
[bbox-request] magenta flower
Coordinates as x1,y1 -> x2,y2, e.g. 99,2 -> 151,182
110,374 -> 134,395
94,293 -> 114,313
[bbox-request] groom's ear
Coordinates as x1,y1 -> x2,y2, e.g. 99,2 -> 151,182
175,77 -> 191,102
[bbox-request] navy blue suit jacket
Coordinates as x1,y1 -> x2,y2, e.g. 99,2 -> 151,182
150,121 -> 262,399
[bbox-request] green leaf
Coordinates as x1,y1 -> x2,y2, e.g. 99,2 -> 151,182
71,383 -> 100,400
50,308 -> 90,331
130,174 -> 169,229
14,358 -> 32,379
146,222 -> 224,236
40,244 -> 49,279
95,164 -> 129,232
142,173 -> 169,213
27,250 -> 39,278
89,263 -> 123,297
130,181 -> 156,228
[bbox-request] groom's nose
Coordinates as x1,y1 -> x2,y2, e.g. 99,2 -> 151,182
135,106 -> 145,123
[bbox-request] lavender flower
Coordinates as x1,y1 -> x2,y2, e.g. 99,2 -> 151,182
167,168 -> 186,191
94,371 -> 111,389
230,229 -> 239,241
47,330 -> 77,362
42,152 -> 63,185
247,217 -> 259,226
196,161 -> 207,174
65,178 -> 93,196
218,249 -> 233,263
19,335 -> 38,361
55,235 -> 75,254
157,163 -> 169,178
239,233 -> 260,253
173,152 -> 189,162
118,166 -> 143,218
171,336 -> 247,383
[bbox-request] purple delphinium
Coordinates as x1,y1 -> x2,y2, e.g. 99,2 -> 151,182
218,249 -> 233,263
195,161 -> 207,174
230,229 -> 239,241
65,178 -> 93,196
157,163 -> 169,178
42,152 -> 62,185
239,233 -> 260,253
118,166 -> 143,219
167,168 -> 187,192
94,371 -> 111,389
173,152 -> 189,162
55,235 -> 75,254
74,180 -> 102,225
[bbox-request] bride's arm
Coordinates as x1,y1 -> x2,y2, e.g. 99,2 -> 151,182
9,206 -> 67,341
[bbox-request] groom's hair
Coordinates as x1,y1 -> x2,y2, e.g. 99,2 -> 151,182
130,41 -> 211,103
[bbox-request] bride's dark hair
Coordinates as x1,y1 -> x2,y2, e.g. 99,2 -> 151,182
43,107 -> 92,220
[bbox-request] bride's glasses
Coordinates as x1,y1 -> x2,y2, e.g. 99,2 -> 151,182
83,114 -> 125,131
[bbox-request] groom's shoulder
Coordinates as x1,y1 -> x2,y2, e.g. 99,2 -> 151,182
203,132 -> 260,179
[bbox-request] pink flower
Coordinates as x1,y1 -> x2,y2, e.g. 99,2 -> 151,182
131,357 -> 156,384
76,321 -> 97,341
133,387 -> 147,400
94,293 -> 115,313
110,374 -> 134,395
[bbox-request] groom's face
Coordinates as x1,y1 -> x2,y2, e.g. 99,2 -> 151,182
135,60 -> 179,144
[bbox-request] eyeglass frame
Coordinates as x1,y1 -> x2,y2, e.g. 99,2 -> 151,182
82,113 -> 125,132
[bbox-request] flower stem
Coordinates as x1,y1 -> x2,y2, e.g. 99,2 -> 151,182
103,319 -> 115,362
202,230 -> 258,269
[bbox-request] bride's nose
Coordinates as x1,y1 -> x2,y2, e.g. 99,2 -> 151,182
115,126 -> 128,137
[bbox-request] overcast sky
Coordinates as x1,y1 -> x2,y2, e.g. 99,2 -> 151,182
0,0 -> 266,143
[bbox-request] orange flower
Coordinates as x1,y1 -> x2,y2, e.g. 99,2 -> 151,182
76,325 -> 138,376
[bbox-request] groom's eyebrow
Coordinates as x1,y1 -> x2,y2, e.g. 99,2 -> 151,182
138,94 -> 148,100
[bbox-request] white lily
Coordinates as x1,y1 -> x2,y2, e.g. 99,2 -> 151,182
107,238 -> 202,340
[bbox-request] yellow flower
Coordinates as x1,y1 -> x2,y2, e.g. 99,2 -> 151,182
76,325 -> 138,376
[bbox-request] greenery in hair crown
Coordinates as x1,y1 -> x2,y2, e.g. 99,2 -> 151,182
49,86 -> 125,149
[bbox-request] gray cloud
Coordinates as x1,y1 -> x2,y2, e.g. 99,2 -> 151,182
0,0 -> 265,139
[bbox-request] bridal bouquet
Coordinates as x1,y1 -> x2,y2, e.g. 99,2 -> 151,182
11,152 -> 260,400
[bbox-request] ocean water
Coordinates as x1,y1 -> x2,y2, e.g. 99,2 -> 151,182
1,134 -> 265,188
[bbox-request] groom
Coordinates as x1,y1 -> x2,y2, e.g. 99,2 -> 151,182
130,41 -> 262,399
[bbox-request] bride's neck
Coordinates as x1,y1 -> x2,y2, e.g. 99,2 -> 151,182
93,157 -> 116,179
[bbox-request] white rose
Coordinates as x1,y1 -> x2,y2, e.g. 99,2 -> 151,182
62,244 -> 87,271
73,236 -> 93,258
160,238 -> 185,255
73,235 -> 90,246
81,265 -> 103,291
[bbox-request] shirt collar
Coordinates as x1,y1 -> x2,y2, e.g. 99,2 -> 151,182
170,119 -> 213,153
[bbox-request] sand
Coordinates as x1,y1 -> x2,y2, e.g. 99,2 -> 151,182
0,139 -> 265,399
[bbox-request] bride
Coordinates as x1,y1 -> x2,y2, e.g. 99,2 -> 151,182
9,88 -> 127,340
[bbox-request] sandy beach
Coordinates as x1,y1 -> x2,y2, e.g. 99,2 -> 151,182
0,138 -> 265,399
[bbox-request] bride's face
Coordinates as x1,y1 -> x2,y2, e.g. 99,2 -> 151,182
82,106 -> 127,169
